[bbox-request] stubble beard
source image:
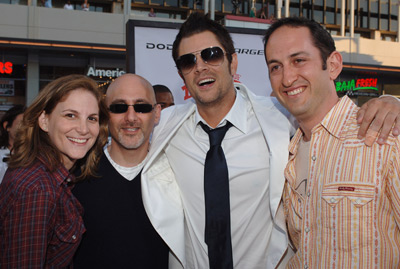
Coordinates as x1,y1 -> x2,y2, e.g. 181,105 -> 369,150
116,131 -> 145,150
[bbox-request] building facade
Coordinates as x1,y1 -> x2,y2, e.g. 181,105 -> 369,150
0,0 -> 399,110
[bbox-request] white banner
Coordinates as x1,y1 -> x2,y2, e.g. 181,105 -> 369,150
134,26 -> 272,104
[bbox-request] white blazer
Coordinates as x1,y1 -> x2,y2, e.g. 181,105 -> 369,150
141,83 -> 296,269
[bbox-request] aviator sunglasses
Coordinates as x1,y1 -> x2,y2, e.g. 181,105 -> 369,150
109,103 -> 155,114
176,46 -> 226,75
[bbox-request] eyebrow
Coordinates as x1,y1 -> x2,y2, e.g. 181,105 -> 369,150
111,98 -> 150,104
62,109 -> 99,116
267,51 -> 310,65
62,109 -> 79,113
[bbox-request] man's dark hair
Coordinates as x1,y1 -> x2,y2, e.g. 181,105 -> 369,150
0,104 -> 26,148
153,84 -> 172,94
172,12 -> 235,68
263,17 -> 336,70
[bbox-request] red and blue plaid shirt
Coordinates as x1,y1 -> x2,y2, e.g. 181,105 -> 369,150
0,156 -> 85,268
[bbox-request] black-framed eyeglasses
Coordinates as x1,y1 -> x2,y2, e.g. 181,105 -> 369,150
109,103 -> 155,114
176,46 -> 226,75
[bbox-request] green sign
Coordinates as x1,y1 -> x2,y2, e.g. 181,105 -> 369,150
336,78 -> 378,92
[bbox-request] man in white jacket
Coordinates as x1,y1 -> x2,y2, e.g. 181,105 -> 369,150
143,12 -> 294,269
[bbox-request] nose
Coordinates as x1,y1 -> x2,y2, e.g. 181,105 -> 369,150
282,66 -> 297,88
125,105 -> 139,122
194,54 -> 209,73
77,119 -> 89,134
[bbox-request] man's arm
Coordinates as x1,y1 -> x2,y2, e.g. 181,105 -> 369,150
357,96 -> 400,146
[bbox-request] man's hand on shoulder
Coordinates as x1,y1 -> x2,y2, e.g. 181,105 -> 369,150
357,95 -> 400,146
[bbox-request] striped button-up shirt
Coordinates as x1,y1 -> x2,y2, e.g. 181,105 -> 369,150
284,96 -> 400,268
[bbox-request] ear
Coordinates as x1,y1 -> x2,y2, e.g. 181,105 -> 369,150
327,51 -> 343,81
3,121 -> 9,131
153,104 -> 162,125
230,53 -> 238,76
38,111 -> 49,132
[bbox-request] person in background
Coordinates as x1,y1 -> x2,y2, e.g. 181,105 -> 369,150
249,6 -> 256,17
0,75 -> 109,268
64,0 -> 74,10
43,0 -> 52,8
153,84 -> 175,110
264,17 -> 400,268
0,104 -> 26,182
81,0 -> 89,11
259,8 -> 267,19
72,74 -> 168,268
148,7 -> 156,17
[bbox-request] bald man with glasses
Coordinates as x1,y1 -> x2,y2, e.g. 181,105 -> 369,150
72,74 -> 169,268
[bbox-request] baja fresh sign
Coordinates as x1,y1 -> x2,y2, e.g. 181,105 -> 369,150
336,78 -> 378,92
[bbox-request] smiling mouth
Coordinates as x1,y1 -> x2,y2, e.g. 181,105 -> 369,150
287,87 -> 305,96
123,127 -> 139,132
68,137 -> 88,144
198,78 -> 215,86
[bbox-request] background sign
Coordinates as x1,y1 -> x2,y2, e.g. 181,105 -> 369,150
0,79 -> 14,96
0,62 -> 12,75
336,78 -> 379,92
128,21 -> 272,104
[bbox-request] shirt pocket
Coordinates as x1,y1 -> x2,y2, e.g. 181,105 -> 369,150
47,219 -> 85,266
322,181 -> 375,207
321,181 -> 375,249
53,220 -> 84,244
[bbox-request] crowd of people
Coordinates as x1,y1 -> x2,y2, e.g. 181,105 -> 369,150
41,0 -> 90,10
1,13 -> 400,269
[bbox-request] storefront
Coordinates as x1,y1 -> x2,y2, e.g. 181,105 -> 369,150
1,40 -> 399,114
336,64 -> 400,105
0,40 -> 126,112
38,52 -> 126,93
0,48 -> 27,113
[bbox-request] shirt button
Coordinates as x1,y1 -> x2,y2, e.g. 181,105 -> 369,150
304,264 -> 309,269
298,198 -> 301,203
330,197 -> 336,203
305,227 -> 310,233
307,191 -> 311,197
311,156 -> 316,161
356,198 -> 361,204
72,235 -> 76,240
66,178 -> 72,183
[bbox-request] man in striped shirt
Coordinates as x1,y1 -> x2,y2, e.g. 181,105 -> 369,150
264,17 -> 400,268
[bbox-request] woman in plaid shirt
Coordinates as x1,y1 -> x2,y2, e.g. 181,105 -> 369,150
0,74 -> 109,268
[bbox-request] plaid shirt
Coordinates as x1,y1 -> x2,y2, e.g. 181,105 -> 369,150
0,156 -> 85,268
